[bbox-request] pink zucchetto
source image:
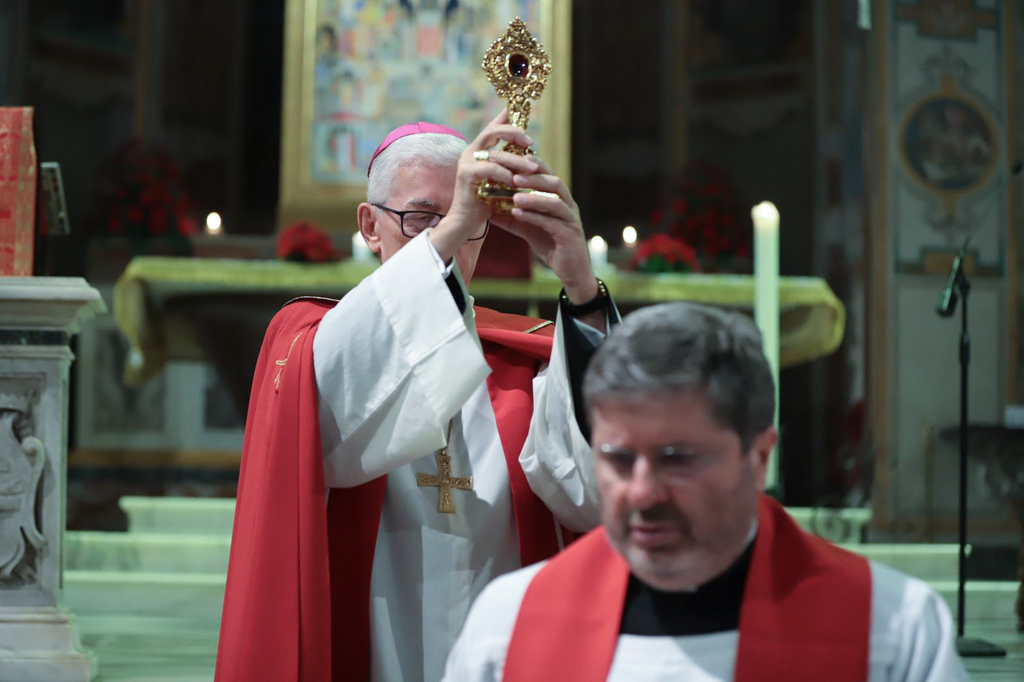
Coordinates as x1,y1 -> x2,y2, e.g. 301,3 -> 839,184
367,122 -> 468,176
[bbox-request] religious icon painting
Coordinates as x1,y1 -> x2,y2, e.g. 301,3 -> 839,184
897,71 -> 1001,235
893,65 -> 1008,275
902,96 -> 996,195
279,0 -> 571,228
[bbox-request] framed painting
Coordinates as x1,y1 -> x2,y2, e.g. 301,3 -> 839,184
279,0 -> 572,230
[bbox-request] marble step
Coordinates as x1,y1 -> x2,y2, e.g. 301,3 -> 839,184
65,531 -> 231,573
65,528 -> 964,585
62,568 -> 1017,623
120,496 -> 872,543
63,571 -> 226,621
842,543 -> 966,582
76,614 -> 219,682
120,496 -> 236,536
933,581 -> 1021,622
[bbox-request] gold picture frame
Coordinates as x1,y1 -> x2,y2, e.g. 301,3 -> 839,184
278,0 -> 571,231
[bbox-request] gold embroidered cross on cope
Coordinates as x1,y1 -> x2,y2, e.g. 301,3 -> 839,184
416,423 -> 473,514
274,332 -> 305,392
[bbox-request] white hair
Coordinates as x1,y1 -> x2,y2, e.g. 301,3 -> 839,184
366,133 -> 467,204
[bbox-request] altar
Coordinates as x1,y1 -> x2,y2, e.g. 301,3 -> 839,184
112,255 -> 845,414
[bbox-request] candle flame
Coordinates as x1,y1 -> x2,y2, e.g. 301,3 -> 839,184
751,201 -> 779,229
206,212 -> 223,234
622,226 -> 637,246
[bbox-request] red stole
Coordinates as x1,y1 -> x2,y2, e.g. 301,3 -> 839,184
503,496 -> 872,682
216,301 -> 564,682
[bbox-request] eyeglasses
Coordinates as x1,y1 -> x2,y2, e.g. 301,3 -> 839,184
595,443 -> 717,482
371,204 -> 489,241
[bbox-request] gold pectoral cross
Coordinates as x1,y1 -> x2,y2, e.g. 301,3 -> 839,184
416,425 -> 473,514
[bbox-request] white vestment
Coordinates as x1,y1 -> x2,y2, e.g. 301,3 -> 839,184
442,550 -> 969,682
312,233 -> 603,682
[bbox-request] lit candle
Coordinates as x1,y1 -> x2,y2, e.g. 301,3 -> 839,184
351,231 -> 374,262
622,225 -> 638,249
205,212 -> 223,236
751,201 -> 780,490
588,235 -> 608,267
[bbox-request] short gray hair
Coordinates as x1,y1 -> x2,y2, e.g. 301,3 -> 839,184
366,133 -> 467,204
583,302 -> 776,450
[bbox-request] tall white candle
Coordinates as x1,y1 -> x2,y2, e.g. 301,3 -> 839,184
588,235 -> 608,267
751,201 -> 780,490
351,231 -> 374,262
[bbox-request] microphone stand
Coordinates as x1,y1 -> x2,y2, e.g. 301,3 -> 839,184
936,248 -> 1006,657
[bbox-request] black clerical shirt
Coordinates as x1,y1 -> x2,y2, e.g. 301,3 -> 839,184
620,539 -> 755,636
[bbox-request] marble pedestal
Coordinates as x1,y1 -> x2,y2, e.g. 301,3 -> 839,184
0,278 -> 105,680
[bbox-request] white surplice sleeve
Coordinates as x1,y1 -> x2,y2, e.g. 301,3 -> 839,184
518,308 -> 605,533
312,232 -> 490,488
869,562 -> 969,682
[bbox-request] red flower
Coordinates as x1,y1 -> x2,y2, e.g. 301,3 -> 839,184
632,234 -> 701,273
95,138 -> 197,243
276,221 -> 338,263
178,215 -> 199,236
150,209 -> 168,234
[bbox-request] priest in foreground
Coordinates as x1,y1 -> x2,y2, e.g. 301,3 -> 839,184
443,302 -> 967,682
215,111 -> 615,682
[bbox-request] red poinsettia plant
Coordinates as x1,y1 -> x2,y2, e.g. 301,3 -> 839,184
276,221 -> 339,263
633,161 -> 751,274
93,138 -> 198,254
632,233 -> 702,273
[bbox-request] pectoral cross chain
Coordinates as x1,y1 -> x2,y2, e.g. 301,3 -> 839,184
416,423 -> 473,514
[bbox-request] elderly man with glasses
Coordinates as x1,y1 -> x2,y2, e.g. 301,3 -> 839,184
216,112 -> 616,682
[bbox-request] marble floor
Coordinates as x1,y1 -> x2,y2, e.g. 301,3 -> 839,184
961,622 -> 1024,681
78,615 -> 218,682
77,614 -> 1023,681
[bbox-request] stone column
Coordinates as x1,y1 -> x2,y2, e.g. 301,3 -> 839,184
0,278 -> 104,681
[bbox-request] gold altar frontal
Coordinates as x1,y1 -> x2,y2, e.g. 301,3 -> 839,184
114,256 -> 845,384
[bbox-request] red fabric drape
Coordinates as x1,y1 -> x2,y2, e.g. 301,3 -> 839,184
216,302 -> 566,682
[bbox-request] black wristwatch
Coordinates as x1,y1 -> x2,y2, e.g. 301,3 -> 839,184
560,278 -> 610,316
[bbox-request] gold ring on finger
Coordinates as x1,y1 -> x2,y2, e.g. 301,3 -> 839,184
472,150 -> 490,162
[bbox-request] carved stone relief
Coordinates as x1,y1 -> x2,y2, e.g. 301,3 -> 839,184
0,382 -> 46,586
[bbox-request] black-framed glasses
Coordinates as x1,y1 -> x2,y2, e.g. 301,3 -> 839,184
372,204 -> 489,241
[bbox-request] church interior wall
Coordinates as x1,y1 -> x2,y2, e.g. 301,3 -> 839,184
869,0 -> 1020,544
891,280 -> 1012,540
